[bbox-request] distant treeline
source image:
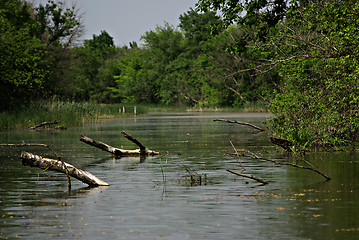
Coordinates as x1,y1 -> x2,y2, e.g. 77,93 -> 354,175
1,0 -> 359,151
0,0 -> 277,111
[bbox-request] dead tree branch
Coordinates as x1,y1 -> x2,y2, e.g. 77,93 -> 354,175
269,137 -> 294,152
230,141 -> 245,171
80,134 -> 160,157
229,150 -> 331,181
214,119 -> 265,132
226,169 -> 268,184
20,151 -> 109,187
0,142 -> 72,188
30,120 -> 60,130
121,131 -> 146,153
179,92 -> 200,104
225,85 -> 243,99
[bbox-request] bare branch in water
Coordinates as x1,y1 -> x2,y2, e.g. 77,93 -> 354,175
214,119 -> 265,131
226,169 -> 268,184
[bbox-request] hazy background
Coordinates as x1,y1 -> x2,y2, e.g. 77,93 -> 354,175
35,0 -> 198,46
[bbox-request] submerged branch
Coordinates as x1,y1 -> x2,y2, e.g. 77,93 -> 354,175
214,119 -> 265,131
230,141 -> 245,171
226,169 -> 268,184
229,150 -> 331,181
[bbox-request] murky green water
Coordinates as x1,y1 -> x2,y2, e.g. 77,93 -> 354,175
1,112 -> 359,240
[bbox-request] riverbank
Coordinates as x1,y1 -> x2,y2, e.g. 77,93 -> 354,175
0,101 -> 268,131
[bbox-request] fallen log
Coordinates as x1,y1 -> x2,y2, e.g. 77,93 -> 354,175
1,142 -> 72,188
20,151 -> 109,186
213,119 -> 265,132
121,131 -> 146,154
80,134 -> 160,157
30,120 -> 60,130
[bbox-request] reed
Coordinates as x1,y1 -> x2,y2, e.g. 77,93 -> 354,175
0,101 -> 267,131
0,101 -> 141,131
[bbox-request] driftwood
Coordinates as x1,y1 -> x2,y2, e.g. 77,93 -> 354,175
20,151 -> 109,186
120,131 -> 147,154
226,169 -> 268,185
30,120 -> 60,130
80,132 -> 160,157
1,142 -> 72,188
213,119 -> 265,132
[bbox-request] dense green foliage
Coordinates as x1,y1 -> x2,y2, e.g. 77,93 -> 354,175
2,0 -> 358,151
1,1 -> 271,111
268,2 -> 359,150
61,8 -> 271,108
197,0 -> 359,151
0,0 -> 81,111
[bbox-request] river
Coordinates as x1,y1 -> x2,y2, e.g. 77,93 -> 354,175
1,112 -> 358,239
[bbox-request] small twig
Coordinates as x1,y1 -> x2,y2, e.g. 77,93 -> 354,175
226,169 -> 268,184
229,141 -> 245,172
213,119 -> 265,131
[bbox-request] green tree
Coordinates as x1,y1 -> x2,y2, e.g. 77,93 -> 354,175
109,24 -> 185,104
109,48 -> 148,103
0,0 -> 82,111
32,0 -> 82,96
267,2 -> 359,150
68,30 -> 118,101
0,0 -> 49,110
197,0 -> 359,151
179,8 -> 224,50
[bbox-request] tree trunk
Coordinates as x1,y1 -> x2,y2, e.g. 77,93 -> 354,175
80,135 -> 160,157
20,151 -> 109,187
30,120 -> 60,130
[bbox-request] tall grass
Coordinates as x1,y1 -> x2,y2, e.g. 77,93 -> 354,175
0,101 -> 140,131
0,101 -> 267,131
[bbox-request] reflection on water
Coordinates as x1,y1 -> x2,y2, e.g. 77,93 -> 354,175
0,112 -> 358,239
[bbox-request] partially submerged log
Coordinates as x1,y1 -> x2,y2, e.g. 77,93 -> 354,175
213,119 -> 265,132
80,133 -> 160,157
21,151 -> 109,187
1,142 -> 72,187
30,120 -> 60,130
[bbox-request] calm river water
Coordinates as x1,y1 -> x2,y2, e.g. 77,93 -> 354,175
1,112 -> 359,240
